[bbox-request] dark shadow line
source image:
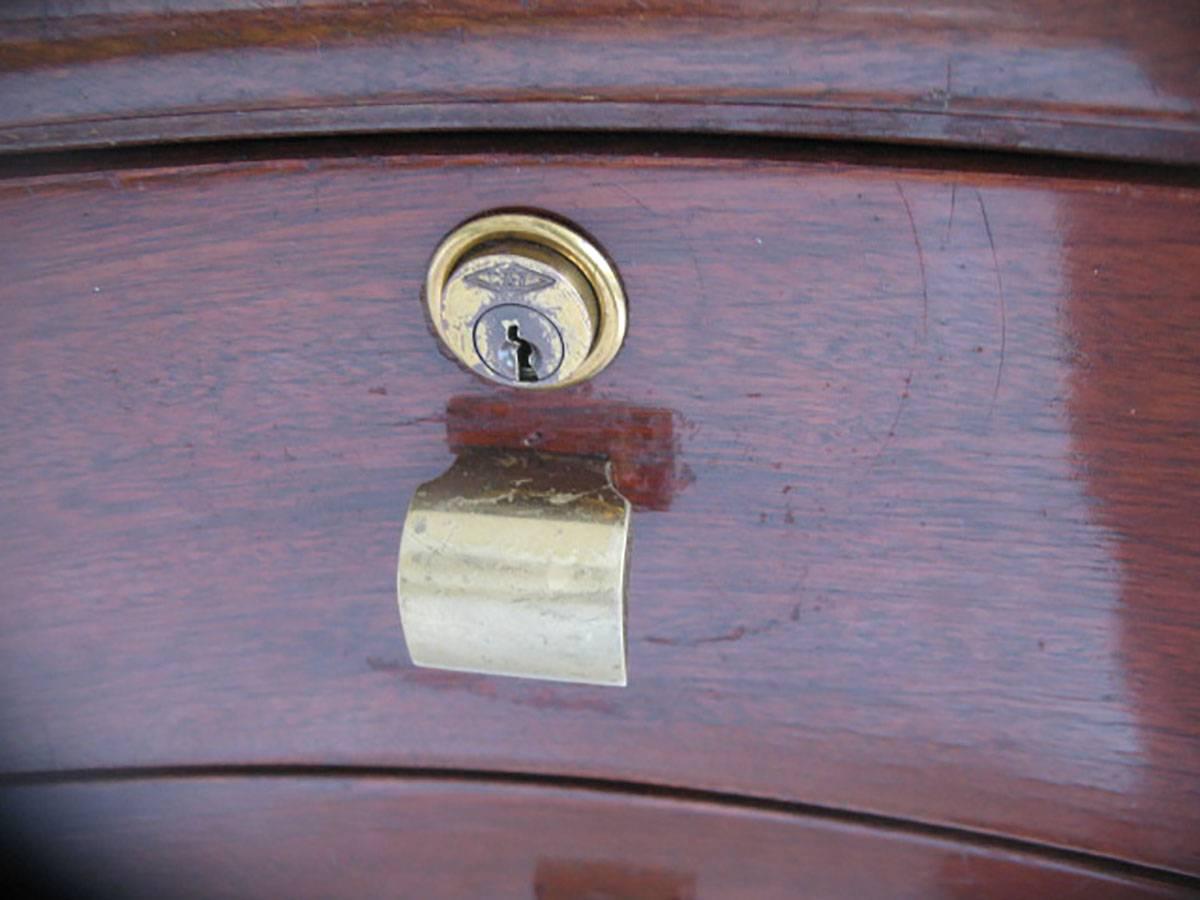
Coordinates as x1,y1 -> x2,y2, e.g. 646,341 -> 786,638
3,130 -> 1200,187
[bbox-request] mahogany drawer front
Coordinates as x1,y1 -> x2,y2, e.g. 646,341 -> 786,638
1,148 -> 1198,879
1,776 -> 1191,899
3,0 -> 1200,164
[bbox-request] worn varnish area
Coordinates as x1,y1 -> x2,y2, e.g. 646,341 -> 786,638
0,152 -> 1198,876
1,777 -> 1189,899
1,0 -> 1199,162
445,395 -> 685,511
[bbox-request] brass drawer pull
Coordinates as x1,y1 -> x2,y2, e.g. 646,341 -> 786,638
397,448 -> 630,686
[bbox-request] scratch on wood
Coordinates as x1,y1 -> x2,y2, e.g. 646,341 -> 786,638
598,180 -> 657,217
945,183 -> 957,244
645,615 -> 791,647
869,368 -> 913,471
976,189 -> 1007,420
895,182 -> 929,342
388,415 -> 445,428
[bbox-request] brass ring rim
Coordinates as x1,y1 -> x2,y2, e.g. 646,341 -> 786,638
425,213 -> 627,389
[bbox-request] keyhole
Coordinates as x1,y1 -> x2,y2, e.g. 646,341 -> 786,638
506,324 -> 540,383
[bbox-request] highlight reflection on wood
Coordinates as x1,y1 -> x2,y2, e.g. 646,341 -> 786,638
0,147 -> 1198,877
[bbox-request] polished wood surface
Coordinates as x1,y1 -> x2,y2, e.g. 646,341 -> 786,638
1,776 -> 1192,899
1,146 -> 1199,880
2,1 -> 1199,163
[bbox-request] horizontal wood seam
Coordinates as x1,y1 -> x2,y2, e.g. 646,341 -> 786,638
3,763 -> 1197,888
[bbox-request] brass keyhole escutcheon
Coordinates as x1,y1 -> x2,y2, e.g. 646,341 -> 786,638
425,213 -> 627,389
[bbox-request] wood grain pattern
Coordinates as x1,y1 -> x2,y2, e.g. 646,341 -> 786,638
1,776 -> 1193,899
1,1 -> 1199,162
0,148 -> 1199,877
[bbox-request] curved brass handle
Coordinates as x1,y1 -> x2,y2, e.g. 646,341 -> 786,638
398,449 -> 631,686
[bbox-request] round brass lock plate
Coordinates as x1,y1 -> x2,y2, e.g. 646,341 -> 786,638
425,213 -> 627,389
